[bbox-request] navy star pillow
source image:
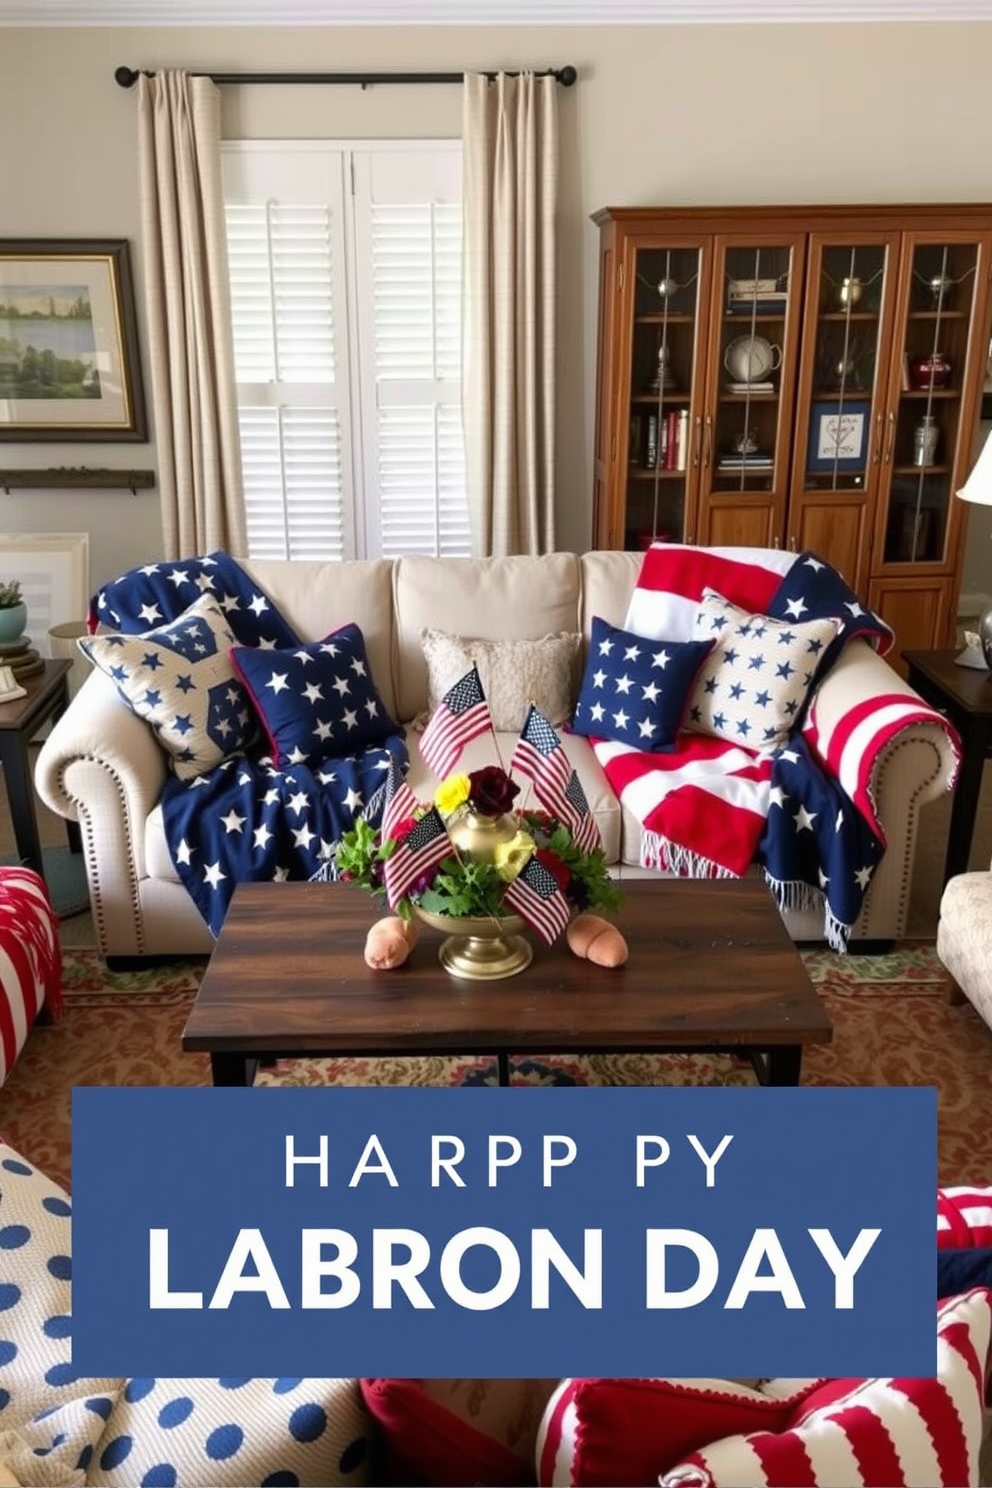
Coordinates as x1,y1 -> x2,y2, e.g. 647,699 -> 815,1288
230,622 -> 398,766
688,588 -> 840,749
78,593 -> 256,779
571,615 -> 714,751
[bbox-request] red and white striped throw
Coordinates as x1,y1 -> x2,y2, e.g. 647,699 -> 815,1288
938,1186 -> 992,1250
592,544 -> 959,927
0,867 -> 61,1085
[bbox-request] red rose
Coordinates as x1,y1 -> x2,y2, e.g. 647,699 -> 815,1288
536,848 -> 569,892
468,766 -> 520,816
390,816 -> 417,843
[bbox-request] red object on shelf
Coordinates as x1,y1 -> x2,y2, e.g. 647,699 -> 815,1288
634,530 -> 674,549
908,349 -> 953,390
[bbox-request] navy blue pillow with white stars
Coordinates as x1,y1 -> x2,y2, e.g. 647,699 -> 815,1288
231,622 -> 399,767
571,615 -> 715,751
688,588 -> 841,750
79,593 -> 256,780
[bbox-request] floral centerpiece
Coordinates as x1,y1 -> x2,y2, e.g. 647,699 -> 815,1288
335,761 -> 620,980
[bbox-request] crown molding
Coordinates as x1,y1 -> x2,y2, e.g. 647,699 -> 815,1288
6,0 -> 992,24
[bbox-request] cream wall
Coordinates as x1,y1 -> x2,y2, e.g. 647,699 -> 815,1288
3,20 -> 992,598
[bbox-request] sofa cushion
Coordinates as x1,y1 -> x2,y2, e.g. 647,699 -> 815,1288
393,554 -> 581,722
421,629 -> 581,731
242,558 -> 397,721
79,595 -> 255,780
231,624 -> 398,766
687,589 -> 840,749
403,727 -> 621,866
571,617 -> 713,752
361,1377 -> 558,1487
579,551 -> 643,638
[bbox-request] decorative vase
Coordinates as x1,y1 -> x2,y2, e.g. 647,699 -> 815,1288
908,349 -> 952,390
413,905 -> 533,980
417,809 -> 533,980
837,276 -> 863,308
0,603 -> 27,645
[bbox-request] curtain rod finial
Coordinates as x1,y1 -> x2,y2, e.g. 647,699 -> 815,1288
114,66 -> 140,89
558,65 -> 578,87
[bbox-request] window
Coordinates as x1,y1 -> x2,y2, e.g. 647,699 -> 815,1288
222,141 -> 470,562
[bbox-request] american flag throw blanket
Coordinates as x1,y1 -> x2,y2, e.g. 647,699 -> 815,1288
598,544 -> 959,950
91,552 -> 406,935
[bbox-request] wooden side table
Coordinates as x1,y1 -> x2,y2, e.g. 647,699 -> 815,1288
0,659 -> 81,882
902,648 -> 992,886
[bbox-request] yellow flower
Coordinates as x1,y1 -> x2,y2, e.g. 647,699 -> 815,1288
493,830 -> 536,882
434,773 -> 471,817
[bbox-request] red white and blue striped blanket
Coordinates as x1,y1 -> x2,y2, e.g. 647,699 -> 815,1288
594,543 -> 960,949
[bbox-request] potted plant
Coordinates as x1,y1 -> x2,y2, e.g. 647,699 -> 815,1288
0,579 -> 27,645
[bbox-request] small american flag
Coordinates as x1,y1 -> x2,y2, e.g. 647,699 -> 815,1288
510,704 -> 573,816
383,805 -> 451,908
560,770 -> 602,854
504,856 -> 571,946
381,759 -> 421,844
419,665 -> 493,780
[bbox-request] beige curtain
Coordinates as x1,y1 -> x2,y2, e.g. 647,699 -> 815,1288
137,72 -> 246,559
462,72 -> 558,557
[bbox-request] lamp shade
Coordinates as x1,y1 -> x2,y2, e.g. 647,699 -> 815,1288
957,429 -> 992,506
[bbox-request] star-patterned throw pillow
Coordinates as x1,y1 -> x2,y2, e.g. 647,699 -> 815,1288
79,594 -> 256,780
571,616 -> 715,751
230,622 -> 399,767
687,590 -> 841,751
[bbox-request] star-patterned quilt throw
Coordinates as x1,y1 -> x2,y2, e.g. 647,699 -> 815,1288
590,542 -> 959,950
88,551 -> 408,936
90,550 -> 299,649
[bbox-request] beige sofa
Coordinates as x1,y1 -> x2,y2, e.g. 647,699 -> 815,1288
35,550 -> 956,958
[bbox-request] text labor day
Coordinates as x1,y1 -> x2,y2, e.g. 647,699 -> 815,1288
148,1131 -> 880,1313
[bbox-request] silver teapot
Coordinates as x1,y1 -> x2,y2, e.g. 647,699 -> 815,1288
724,334 -> 783,384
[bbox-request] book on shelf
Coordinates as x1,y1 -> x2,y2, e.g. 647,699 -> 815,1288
727,277 -> 779,297
725,381 -> 775,394
717,455 -> 774,470
727,297 -> 788,315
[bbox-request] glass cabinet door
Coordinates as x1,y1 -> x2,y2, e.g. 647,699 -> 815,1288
621,240 -> 709,551
788,234 -> 900,590
877,236 -> 984,572
697,235 -> 806,549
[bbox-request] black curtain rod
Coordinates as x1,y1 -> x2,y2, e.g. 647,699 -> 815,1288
114,64 -> 577,89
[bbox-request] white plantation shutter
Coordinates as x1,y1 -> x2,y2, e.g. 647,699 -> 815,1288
222,140 -> 468,561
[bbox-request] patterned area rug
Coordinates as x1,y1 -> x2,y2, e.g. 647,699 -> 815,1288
1,944 -> 989,1193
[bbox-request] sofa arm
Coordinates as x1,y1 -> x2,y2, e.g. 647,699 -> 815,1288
35,669 -> 167,832
808,638 -> 959,832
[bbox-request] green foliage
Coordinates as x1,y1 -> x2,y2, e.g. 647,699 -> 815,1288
418,858 -> 507,919
0,579 -> 22,609
533,817 -> 622,915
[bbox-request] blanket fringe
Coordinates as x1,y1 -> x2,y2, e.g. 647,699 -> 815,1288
640,832 -> 735,881
763,874 -> 852,954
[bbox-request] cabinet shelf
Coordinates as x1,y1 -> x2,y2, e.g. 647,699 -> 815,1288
631,392 -> 691,404
721,313 -> 786,324
893,464 -> 951,476
900,388 -> 959,399
817,312 -> 880,322
908,310 -> 968,319
628,468 -> 686,480
634,313 -> 696,325
719,392 -> 779,403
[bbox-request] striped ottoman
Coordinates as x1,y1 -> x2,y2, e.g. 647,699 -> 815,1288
0,867 -> 61,1085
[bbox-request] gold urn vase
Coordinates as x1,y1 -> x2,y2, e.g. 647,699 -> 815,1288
414,809 -> 533,981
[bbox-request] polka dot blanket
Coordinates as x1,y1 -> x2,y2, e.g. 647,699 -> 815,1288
0,1144 -> 371,1486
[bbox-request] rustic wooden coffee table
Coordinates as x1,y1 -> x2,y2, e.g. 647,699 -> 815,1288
182,878 -> 832,1088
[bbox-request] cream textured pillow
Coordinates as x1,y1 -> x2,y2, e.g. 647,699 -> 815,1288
421,629 -> 581,731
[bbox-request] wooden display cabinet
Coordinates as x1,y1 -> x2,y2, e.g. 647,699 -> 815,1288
592,205 -> 992,654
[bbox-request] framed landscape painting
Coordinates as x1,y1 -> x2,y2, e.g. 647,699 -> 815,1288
0,239 -> 147,441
